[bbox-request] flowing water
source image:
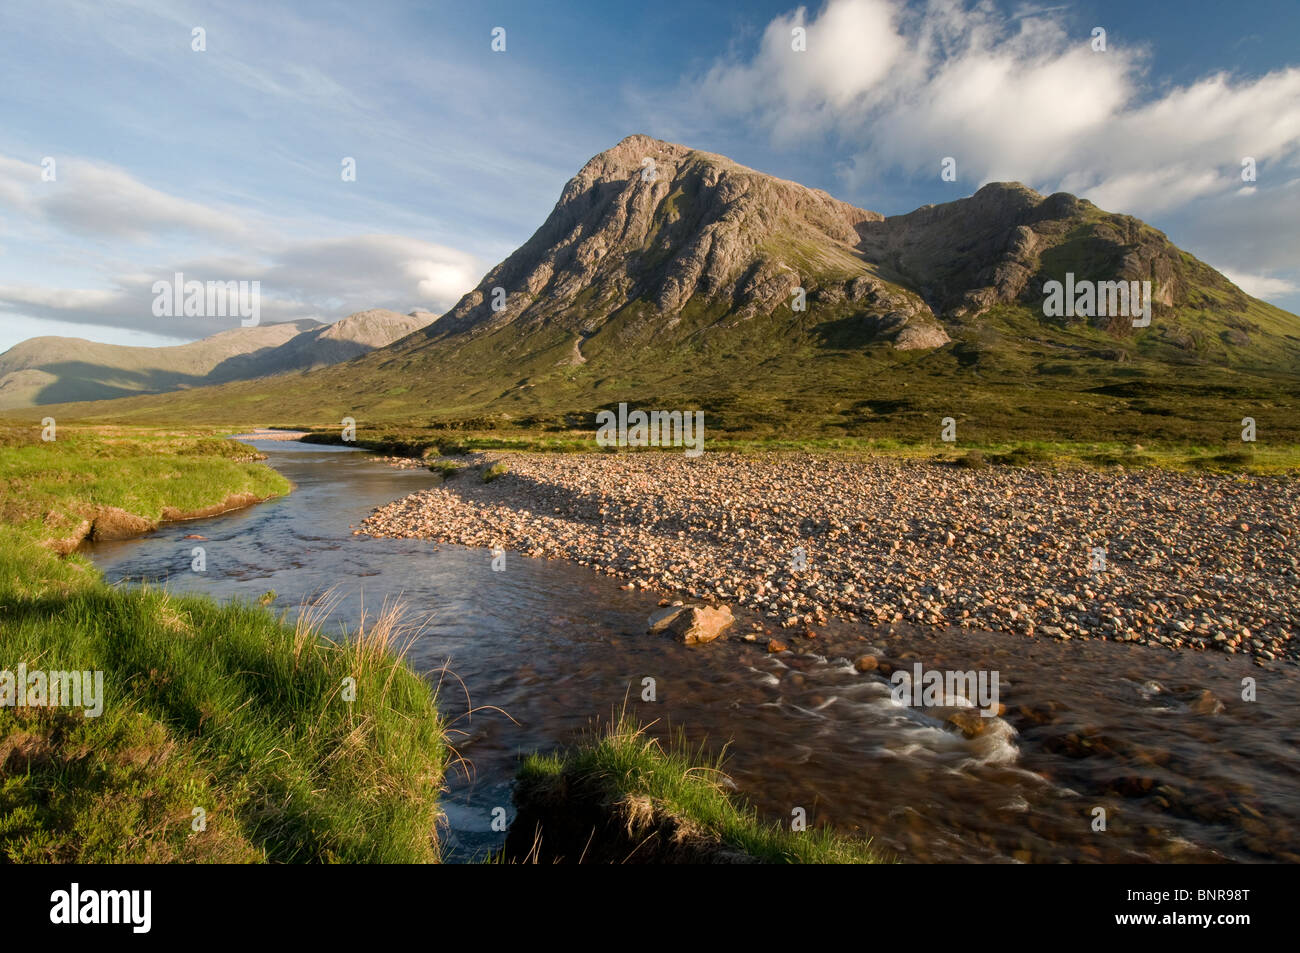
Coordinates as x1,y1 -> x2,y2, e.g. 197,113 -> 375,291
87,440 -> 1300,863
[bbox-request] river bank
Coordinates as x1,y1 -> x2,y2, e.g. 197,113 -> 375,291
0,426 -> 449,862
361,451 -> 1299,664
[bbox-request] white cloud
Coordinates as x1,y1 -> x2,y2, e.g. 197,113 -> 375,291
683,0 -> 1300,308
1058,166 -> 1224,217
697,0 -> 1144,180
1219,269 -> 1299,299
0,234 -> 482,339
261,235 -> 483,314
0,157 -> 39,215
0,151 -> 484,339
0,154 -> 258,244
0,285 -> 123,312
690,0 -> 1300,212
1157,175 -> 1300,287
44,163 -> 256,242
700,0 -> 909,143
1052,69 -> 1300,215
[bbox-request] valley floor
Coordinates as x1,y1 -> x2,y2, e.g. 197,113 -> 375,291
362,451 -> 1299,664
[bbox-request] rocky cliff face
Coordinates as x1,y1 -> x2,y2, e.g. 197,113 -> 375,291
432,134 -> 948,351
428,135 -> 1258,356
856,182 -> 1245,326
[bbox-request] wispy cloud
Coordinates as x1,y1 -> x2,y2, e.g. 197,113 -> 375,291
0,231 -> 483,339
0,147 -> 485,337
1220,268 -> 1299,298
0,156 -> 259,243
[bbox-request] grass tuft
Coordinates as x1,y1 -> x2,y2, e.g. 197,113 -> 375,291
509,716 -> 886,864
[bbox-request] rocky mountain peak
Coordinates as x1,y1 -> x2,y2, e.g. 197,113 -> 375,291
430,135 -> 934,347
417,136 -> 1274,366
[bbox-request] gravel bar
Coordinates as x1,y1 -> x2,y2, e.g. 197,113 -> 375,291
360,452 -> 1299,663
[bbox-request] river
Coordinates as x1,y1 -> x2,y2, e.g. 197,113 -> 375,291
86,439 -> 1300,863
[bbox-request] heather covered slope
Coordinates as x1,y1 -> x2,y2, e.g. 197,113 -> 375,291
16,136 -> 1300,444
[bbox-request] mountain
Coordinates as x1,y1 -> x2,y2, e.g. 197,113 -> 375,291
209,308 -> 437,376
432,136 -> 948,351
421,135 -> 1293,371
0,309 -> 435,409
14,136 -> 1299,443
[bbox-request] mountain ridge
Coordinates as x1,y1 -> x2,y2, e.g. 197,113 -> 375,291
0,308 -> 437,408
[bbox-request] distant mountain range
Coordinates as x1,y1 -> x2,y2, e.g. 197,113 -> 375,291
9,135 -> 1298,442
0,309 -> 436,409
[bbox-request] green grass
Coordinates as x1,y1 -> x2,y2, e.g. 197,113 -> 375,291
278,425 -> 1300,475
0,590 -> 447,863
0,425 -> 293,597
18,291 -> 1299,457
512,718 -> 886,864
481,461 -> 509,483
426,460 -> 467,478
0,425 -> 448,862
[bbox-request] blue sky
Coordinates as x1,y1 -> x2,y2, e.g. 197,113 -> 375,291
1,0 -> 1298,352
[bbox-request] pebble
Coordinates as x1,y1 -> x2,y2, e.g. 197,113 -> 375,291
362,451 -> 1300,662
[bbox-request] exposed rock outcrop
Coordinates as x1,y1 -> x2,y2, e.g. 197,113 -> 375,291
425,135 -> 1247,362
431,135 -> 946,352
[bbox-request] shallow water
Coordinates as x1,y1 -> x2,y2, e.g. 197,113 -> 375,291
88,441 -> 1300,863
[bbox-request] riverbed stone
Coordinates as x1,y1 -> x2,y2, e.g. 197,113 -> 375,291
936,706 -> 996,739
648,604 -> 734,644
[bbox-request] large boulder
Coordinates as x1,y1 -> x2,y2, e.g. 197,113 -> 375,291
647,604 -> 734,645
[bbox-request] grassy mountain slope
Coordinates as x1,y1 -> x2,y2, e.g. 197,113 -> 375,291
0,321 -> 317,409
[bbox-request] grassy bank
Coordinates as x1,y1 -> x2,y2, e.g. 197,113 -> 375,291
506,719 -> 885,864
0,426 -> 448,862
0,426 -> 292,595
293,425 -> 1300,474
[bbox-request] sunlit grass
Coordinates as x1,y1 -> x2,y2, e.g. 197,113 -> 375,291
513,716 -> 887,864
0,426 -> 447,863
